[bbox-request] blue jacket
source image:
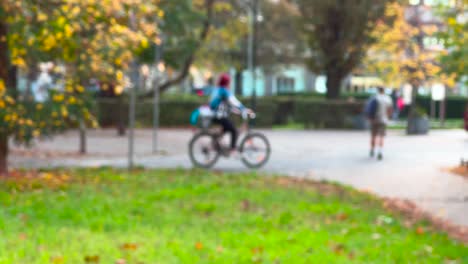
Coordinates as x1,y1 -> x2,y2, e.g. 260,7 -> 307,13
209,87 -> 245,119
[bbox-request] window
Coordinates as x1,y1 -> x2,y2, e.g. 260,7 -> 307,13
277,77 -> 295,94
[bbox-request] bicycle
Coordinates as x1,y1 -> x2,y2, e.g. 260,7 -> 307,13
188,112 -> 271,169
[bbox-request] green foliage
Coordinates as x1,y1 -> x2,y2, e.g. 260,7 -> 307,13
438,3 -> 468,85
0,168 -> 466,263
294,99 -> 364,129
0,80 -> 96,145
296,0 -> 392,98
157,0 -> 207,69
96,97 -> 365,129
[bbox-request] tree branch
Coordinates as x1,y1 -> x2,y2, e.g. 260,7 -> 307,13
144,0 -> 215,96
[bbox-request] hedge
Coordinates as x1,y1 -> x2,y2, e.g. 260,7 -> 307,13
277,92 -> 468,119
96,97 -> 367,129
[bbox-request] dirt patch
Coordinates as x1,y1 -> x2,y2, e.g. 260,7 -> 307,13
11,149 -> 86,159
0,170 -> 72,191
272,176 -> 468,245
383,198 -> 468,244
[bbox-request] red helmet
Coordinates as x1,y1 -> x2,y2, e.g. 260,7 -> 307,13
218,73 -> 230,87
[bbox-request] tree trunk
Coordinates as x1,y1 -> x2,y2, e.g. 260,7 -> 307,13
79,119 -> 86,154
0,18 -> 9,88
325,72 -> 342,99
234,69 -> 243,96
0,133 -> 8,176
0,18 -> 10,176
117,96 -> 126,136
7,66 -> 17,99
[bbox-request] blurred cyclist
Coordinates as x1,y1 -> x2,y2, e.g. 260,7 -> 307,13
209,73 -> 252,154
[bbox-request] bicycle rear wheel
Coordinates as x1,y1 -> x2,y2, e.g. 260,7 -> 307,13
239,132 -> 271,169
188,131 -> 220,169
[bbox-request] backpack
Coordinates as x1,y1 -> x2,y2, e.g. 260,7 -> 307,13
365,97 -> 379,119
189,108 -> 200,126
189,105 -> 214,128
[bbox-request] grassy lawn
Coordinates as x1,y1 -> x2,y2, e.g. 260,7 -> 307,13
387,119 -> 464,130
0,169 -> 466,263
272,119 -> 464,131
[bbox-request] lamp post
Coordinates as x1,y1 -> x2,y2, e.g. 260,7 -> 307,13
153,37 -> 163,154
128,9 -> 139,170
244,0 -> 260,121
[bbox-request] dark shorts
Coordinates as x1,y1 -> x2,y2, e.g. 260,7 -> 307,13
371,122 -> 386,137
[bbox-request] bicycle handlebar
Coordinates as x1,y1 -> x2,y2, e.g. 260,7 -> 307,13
231,108 -> 256,120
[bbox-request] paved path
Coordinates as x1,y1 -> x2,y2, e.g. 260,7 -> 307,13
11,129 -> 468,226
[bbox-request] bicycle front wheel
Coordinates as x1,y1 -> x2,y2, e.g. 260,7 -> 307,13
188,131 -> 220,169
239,132 -> 271,169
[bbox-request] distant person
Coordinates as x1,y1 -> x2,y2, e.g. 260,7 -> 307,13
209,74 -> 252,155
391,90 -> 402,120
367,87 -> 393,160
397,95 -> 405,115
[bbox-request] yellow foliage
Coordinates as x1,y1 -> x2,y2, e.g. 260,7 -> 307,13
37,12 -> 48,22
76,85 -> 85,93
52,94 -> 64,102
64,24 -> 74,38
115,85 -> 124,95
364,2 -> 448,87
32,130 -> 40,137
61,106 -> 68,117
116,70 -> 124,82
0,80 -> 5,94
42,35 -> 57,51
11,57 -> 26,67
68,97 -> 77,104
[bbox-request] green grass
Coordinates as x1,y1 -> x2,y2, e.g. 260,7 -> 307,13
272,122 -> 305,130
0,169 -> 466,263
388,119 -> 464,130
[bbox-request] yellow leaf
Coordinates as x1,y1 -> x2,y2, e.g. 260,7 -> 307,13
37,12 -> 48,22
0,79 -> 5,94
33,130 -> 40,137
116,71 -> 124,82
64,24 -> 74,38
195,242 -> 203,250
12,57 -> 26,67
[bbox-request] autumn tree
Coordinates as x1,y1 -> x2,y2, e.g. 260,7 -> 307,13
0,0 -> 161,174
438,0 -> 467,85
295,0 -> 392,99
364,2 -> 455,134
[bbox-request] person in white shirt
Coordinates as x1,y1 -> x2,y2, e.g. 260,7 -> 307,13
370,87 -> 393,160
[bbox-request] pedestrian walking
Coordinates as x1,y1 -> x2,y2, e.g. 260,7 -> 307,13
366,87 -> 393,160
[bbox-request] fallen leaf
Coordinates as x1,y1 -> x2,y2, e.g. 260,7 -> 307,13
84,255 -> 100,263
120,243 -> 138,251
416,227 -> 425,235
336,213 -> 348,221
195,242 -> 203,250
50,256 -> 64,264
216,246 -> 224,253
241,199 -> 250,211
251,247 -> 264,254
331,243 -> 345,255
